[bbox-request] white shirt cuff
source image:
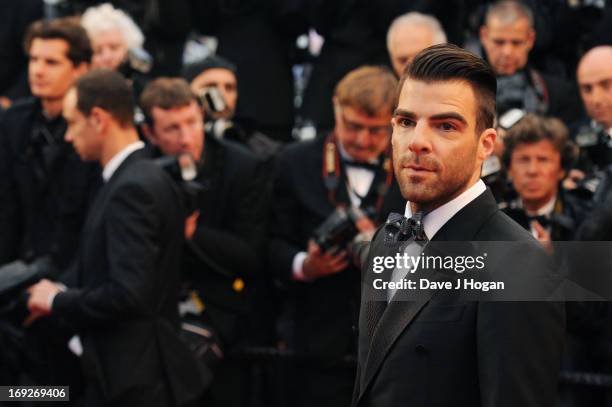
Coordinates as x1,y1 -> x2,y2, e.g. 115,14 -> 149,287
292,252 -> 308,281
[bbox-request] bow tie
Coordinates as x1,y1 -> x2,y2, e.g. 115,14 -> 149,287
343,159 -> 379,172
527,214 -> 550,228
383,211 -> 428,244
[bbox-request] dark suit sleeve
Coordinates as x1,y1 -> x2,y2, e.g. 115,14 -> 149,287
52,181 -> 163,327
187,157 -> 268,278
268,150 -> 304,281
0,113 -> 20,264
477,301 -> 564,407
477,239 -> 565,407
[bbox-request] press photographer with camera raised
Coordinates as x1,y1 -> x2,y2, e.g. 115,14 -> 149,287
81,3 -> 152,98
479,0 -> 582,127
268,65 -> 405,407
140,77 -> 270,407
182,55 -> 280,157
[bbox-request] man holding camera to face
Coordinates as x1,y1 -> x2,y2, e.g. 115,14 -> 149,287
268,65 -> 405,407
139,77 -> 270,407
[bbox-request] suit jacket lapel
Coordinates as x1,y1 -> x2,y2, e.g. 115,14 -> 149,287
357,189 -> 500,402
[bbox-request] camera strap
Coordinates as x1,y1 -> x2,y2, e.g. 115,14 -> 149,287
321,133 -> 393,220
527,68 -> 549,114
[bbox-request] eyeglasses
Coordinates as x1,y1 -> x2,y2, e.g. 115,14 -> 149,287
340,111 -> 391,137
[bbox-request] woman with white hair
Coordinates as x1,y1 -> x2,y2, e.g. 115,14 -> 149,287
81,3 -> 144,70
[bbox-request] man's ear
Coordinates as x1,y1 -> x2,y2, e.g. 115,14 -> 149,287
479,128 -> 497,160
89,106 -> 108,133
73,62 -> 89,78
526,29 -> 536,51
141,122 -> 158,145
479,26 -> 489,45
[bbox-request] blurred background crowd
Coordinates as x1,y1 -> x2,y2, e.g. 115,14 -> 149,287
1,0 -> 612,406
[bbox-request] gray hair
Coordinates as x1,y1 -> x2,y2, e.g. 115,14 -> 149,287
485,0 -> 534,28
81,3 -> 144,49
386,12 -> 447,53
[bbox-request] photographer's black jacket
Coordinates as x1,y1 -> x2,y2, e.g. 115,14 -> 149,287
268,135 -> 405,360
0,98 -> 100,270
151,136 -> 271,347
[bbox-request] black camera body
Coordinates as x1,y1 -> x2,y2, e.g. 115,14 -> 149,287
312,207 -> 367,252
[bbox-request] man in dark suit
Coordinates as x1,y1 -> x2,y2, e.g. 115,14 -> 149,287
0,16 -> 98,396
501,113 -> 589,244
139,77 -> 270,407
353,44 -> 565,407
478,0 -> 583,127
269,65 -> 405,407
26,70 -> 206,407
0,16 -> 98,271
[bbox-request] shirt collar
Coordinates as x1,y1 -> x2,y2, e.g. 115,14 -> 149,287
522,195 -> 556,217
337,138 -> 379,165
102,141 -> 145,182
591,119 -> 612,138
404,179 -> 487,239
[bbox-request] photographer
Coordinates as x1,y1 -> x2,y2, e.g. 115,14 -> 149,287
479,0 -> 583,127
182,55 -> 281,158
572,46 -> 612,175
140,78 -> 270,407
268,65 -> 405,407
501,114 -> 589,245
81,3 -> 152,97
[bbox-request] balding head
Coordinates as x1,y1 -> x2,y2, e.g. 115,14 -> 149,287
386,12 -> 446,77
577,46 -> 612,128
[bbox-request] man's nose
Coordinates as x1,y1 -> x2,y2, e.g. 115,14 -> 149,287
408,121 -> 432,153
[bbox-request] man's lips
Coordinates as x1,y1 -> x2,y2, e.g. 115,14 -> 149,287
404,164 -> 433,172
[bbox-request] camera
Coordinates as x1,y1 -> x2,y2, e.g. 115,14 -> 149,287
312,207 -> 370,252
154,153 -> 206,216
198,87 -> 227,116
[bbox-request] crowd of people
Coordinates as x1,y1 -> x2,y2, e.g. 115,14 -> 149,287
1,0 -> 612,406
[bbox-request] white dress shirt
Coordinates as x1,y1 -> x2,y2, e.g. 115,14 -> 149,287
388,180 -> 487,301
102,141 -> 145,182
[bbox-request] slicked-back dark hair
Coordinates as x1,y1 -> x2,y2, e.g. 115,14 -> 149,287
75,69 -> 134,127
399,43 -> 497,134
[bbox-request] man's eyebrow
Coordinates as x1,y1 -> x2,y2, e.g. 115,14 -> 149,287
393,109 -> 415,118
393,109 -> 468,125
430,112 -> 468,125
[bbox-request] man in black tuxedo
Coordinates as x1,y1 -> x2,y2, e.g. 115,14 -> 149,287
353,44 -> 565,407
140,77 -> 270,407
269,65 -> 405,407
501,114 -> 589,244
26,70 -> 206,407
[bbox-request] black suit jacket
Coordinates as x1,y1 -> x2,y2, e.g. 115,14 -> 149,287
0,98 -> 100,270
353,189 -> 565,407
269,136 -> 405,360
52,150 -> 206,406
179,137 -> 271,347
